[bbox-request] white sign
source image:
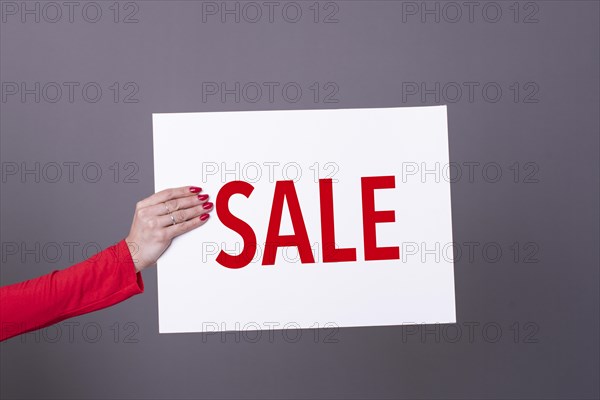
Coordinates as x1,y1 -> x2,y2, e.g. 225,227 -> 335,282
153,106 -> 455,333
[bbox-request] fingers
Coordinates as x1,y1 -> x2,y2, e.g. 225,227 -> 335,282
150,193 -> 210,217
165,209 -> 211,240
134,185 -> 213,228
160,202 -> 213,227
137,186 -> 202,209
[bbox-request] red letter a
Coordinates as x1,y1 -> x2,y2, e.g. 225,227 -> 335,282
263,180 -> 315,266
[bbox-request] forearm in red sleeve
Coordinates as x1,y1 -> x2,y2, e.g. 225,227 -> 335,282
0,239 -> 144,342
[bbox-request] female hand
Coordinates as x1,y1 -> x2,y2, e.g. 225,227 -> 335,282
125,186 -> 213,272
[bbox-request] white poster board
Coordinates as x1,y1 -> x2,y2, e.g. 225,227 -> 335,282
153,106 -> 455,333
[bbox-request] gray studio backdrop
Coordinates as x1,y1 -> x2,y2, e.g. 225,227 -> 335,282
1,1 -> 598,399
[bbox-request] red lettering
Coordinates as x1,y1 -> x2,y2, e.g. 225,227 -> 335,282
361,176 -> 400,261
216,177 -> 400,267
262,180 -> 315,266
319,178 -> 357,263
216,181 -> 257,269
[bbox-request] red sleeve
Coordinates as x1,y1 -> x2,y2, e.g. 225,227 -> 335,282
0,239 -> 144,342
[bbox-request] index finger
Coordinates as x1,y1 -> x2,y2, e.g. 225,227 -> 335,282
137,186 -> 202,209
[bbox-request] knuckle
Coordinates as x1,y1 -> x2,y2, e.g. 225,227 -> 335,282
136,207 -> 147,218
175,210 -> 186,223
147,218 -> 158,229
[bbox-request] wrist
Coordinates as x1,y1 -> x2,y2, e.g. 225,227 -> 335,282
124,236 -> 142,273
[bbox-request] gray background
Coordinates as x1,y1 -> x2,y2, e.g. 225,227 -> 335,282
1,1 -> 598,399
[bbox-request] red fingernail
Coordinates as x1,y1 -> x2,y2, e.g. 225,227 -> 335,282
189,186 -> 202,193
200,213 -> 210,221
203,202 -> 213,210
198,194 -> 209,201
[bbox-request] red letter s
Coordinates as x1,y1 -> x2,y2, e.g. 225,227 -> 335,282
216,181 -> 257,269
